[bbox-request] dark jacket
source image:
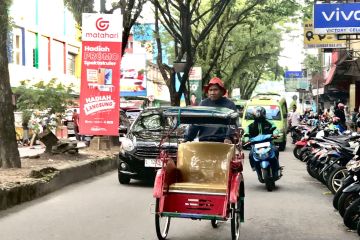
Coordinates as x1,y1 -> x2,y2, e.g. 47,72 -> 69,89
334,108 -> 346,124
184,97 -> 237,142
247,119 -> 275,138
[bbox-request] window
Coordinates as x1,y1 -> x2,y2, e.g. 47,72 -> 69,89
12,33 -> 22,65
51,40 -> 65,73
67,53 -> 76,75
245,106 -> 281,121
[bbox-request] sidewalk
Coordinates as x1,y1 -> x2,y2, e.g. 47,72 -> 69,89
18,141 -> 88,158
0,143 -> 119,211
18,145 -> 45,158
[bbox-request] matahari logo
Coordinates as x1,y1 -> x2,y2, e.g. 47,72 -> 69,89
96,18 -> 109,31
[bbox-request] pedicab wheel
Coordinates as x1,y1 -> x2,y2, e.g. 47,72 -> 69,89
155,199 -> 171,240
231,202 -> 241,240
211,219 -> 218,228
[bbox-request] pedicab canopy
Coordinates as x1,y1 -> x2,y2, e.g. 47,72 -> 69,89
163,106 -> 239,126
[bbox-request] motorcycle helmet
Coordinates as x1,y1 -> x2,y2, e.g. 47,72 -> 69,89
338,103 -> 345,110
253,106 -> 266,120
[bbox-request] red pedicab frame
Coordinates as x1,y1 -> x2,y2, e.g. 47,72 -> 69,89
152,107 -> 245,240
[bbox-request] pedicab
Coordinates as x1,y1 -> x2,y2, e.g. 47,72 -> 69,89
152,106 -> 245,240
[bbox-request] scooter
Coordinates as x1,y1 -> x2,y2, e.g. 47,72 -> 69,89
248,134 -> 282,192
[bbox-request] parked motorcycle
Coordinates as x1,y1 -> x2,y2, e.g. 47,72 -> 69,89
333,159 -> 360,210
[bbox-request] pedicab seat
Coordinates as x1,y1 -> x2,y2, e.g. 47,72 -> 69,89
169,142 -> 234,194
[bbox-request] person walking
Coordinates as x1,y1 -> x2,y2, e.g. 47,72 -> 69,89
72,109 -> 81,141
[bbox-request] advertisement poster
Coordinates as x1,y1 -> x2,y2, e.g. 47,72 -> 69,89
120,53 -> 147,97
314,3 -> 360,34
303,20 -> 346,49
79,13 -> 122,136
189,67 -> 202,106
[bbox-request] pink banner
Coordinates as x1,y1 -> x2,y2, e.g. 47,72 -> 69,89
79,14 -> 122,136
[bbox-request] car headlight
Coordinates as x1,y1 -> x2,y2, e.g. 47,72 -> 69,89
120,137 -> 134,152
346,160 -> 360,171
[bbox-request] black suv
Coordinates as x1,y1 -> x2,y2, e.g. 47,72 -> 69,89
118,107 -> 187,184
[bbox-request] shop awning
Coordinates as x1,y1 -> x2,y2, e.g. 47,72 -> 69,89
324,50 -> 349,85
324,64 -> 337,85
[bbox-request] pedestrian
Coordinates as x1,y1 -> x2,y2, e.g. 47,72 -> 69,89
288,105 -> 301,143
184,77 -> 237,143
334,103 -> 347,130
72,109 -> 81,141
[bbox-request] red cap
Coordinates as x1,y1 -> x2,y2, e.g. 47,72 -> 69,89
204,77 -> 226,96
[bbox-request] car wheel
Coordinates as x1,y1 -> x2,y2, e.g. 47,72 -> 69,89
118,171 -> 131,184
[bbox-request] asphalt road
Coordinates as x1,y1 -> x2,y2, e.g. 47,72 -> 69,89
0,143 -> 358,240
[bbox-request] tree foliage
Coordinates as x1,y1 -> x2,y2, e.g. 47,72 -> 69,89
152,0 -> 264,105
304,54 -> 322,76
197,0 -> 302,99
13,79 -> 75,114
152,0 -> 302,103
0,0 -> 21,168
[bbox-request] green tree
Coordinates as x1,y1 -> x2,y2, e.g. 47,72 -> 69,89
152,0 -> 265,105
197,0 -> 301,99
13,79 -> 75,114
0,0 -> 21,168
303,54 -> 322,76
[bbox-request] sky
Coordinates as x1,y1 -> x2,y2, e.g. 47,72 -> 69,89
278,22 -> 305,71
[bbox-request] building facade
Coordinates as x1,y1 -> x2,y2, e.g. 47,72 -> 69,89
8,0 -> 82,91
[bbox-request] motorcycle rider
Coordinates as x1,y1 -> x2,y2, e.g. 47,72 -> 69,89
244,106 -> 280,174
184,77 -> 237,143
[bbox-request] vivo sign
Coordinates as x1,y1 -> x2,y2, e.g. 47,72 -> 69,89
314,3 -> 360,34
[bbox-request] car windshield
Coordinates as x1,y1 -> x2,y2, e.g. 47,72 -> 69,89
126,110 -> 141,121
132,113 -> 176,132
245,105 -> 281,120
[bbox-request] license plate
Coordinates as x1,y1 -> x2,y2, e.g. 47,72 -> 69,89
144,158 -> 162,168
254,142 -> 270,149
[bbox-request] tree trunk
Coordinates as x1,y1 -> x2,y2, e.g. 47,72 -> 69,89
0,0 -> 21,168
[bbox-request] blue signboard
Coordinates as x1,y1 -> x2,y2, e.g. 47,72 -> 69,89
284,71 -> 308,92
314,3 -> 360,34
284,71 -> 303,78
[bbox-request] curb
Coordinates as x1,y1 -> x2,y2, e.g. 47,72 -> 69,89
0,156 -> 118,211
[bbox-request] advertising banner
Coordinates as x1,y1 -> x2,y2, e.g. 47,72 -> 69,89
304,20 -> 346,48
314,3 -> 360,34
80,13 -> 122,136
120,53 -> 147,97
284,71 -> 308,92
189,67 -> 202,106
